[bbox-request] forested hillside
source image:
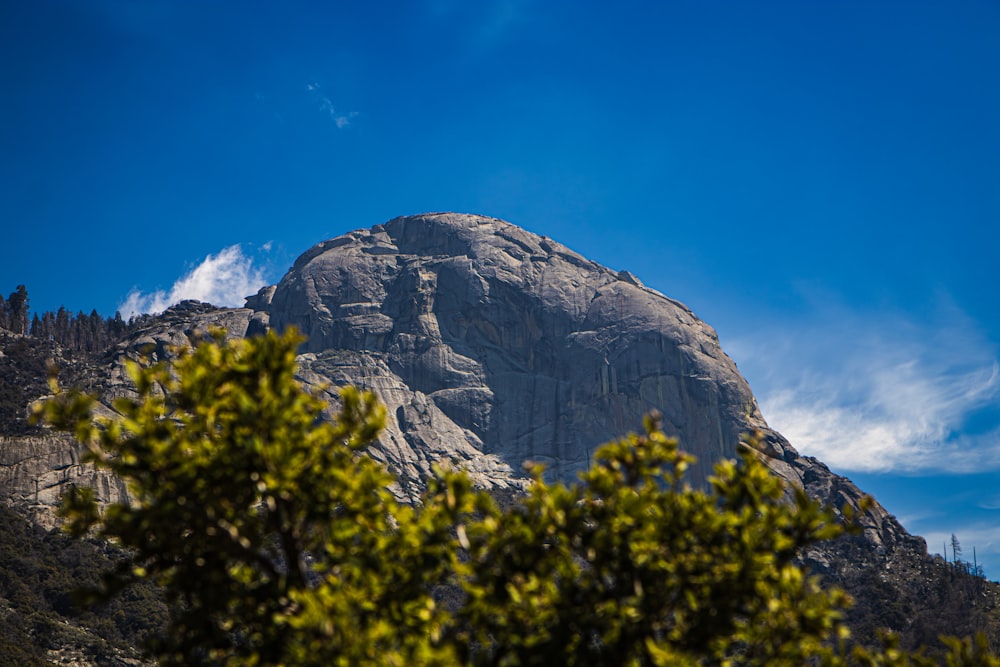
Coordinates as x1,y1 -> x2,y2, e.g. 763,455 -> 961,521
0,502 -> 166,665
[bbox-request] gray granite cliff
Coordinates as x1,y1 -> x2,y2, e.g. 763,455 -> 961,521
2,213 -> 919,553
263,213 -> 767,489
246,212 -> 913,551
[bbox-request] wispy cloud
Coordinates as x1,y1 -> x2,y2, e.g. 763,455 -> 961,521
306,82 -> 357,128
118,245 -> 269,319
729,303 -> 1000,474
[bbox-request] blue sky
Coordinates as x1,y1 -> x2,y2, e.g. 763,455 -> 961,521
2,1 -> 999,575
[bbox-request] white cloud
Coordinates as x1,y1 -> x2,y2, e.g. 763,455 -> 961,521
730,304 -> 1000,474
118,245 -> 269,319
306,82 -> 357,128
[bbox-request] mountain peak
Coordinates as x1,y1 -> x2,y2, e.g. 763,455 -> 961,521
1,213 -> 965,653
251,216 -> 769,486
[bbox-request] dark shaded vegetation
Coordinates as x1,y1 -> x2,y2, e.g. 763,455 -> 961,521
818,533 -> 1000,654
0,332 -> 101,436
0,502 -> 168,665
0,284 -> 152,436
0,327 -> 123,440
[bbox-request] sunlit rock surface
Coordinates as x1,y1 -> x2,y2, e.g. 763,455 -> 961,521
266,214 -> 764,485
2,214 -> 918,553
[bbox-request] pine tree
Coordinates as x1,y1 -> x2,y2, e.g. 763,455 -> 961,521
55,307 -> 70,344
7,285 -> 28,335
41,311 -> 55,340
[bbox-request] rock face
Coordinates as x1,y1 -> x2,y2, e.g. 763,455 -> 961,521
264,214 -> 768,488
244,212 -> 913,553
0,433 -> 129,526
6,212 -> 996,655
1,214 -> 919,553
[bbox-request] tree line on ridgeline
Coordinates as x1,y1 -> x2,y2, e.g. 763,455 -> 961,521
0,284 -> 153,436
0,284 -> 153,353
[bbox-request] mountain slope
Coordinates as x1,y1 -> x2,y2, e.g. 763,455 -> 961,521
249,213 -> 911,550
1,212 -> 997,653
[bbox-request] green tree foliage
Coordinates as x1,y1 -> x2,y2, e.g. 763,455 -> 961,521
35,329 -> 1000,666
38,328 -> 466,665
456,424 -> 854,666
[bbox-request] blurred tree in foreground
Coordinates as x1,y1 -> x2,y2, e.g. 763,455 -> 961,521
35,329 -> 1000,666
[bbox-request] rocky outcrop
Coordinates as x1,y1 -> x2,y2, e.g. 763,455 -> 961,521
0,302 -> 255,521
6,212 -> 996,655
264,214 -> 772,488
0,214 -> 920,553
0,434 -> 128,525
251,212 -> 916,553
